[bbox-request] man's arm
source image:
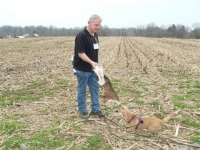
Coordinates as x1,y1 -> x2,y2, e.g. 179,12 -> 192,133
78,53 -> 98,69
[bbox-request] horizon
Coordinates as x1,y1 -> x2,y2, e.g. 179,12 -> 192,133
0,22 -> 198,29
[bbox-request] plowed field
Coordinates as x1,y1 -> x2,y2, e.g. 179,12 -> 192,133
0,37 -> 200,149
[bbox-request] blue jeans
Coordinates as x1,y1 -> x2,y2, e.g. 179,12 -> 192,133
75,70 -> 100,113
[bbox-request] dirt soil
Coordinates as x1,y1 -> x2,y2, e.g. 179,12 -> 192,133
0,37 -> 200,150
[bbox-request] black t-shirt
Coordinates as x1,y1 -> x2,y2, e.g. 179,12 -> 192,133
74,27 -> 99,72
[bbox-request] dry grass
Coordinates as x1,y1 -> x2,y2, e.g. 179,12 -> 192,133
0,37 -> 200,149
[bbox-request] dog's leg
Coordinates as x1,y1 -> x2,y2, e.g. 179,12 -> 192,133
127,126 -> 136,133
148,126 -> 161,134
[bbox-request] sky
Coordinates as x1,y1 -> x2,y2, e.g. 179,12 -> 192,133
1,0 -> 200,29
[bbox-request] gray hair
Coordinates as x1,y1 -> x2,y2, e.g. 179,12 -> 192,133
88,14 -> 102,23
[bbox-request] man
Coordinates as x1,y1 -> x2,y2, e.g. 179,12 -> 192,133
73,14 -> 105,119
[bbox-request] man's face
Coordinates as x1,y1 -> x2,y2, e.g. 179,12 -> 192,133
89,19 -> 101,33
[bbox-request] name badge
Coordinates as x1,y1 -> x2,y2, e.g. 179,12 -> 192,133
93,43 -> 99,49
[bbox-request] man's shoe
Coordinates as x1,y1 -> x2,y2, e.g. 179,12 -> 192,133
90,110 -> 105,117
79,112 -> 89,120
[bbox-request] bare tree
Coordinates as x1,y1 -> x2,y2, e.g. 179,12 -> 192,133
0,23 -> 199,39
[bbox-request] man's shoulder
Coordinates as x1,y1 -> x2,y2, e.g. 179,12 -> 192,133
76,30 -> 87,37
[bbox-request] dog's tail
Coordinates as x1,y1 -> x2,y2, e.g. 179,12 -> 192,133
161,110 -> 179,124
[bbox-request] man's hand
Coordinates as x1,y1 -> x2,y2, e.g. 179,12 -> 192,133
91,61 -> 98,69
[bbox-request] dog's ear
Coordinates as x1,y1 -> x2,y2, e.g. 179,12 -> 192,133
119,105 -> 129,122
122,111 -> 128,122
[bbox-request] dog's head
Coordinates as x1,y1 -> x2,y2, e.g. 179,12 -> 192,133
118,104 -> 130,122
118,104 -> 128,112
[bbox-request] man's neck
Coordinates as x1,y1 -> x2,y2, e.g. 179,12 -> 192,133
86,26 -> 94,36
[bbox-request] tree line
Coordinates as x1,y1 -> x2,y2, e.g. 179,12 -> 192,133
0,22 -> 200,39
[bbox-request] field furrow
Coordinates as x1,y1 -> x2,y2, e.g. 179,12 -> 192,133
0,37 -> 199,150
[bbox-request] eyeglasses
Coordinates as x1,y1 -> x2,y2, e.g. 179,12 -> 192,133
92,37 -> 97,43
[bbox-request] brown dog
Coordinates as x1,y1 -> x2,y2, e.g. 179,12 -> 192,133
118,104 -> 178,134
101,75 -> 121,104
